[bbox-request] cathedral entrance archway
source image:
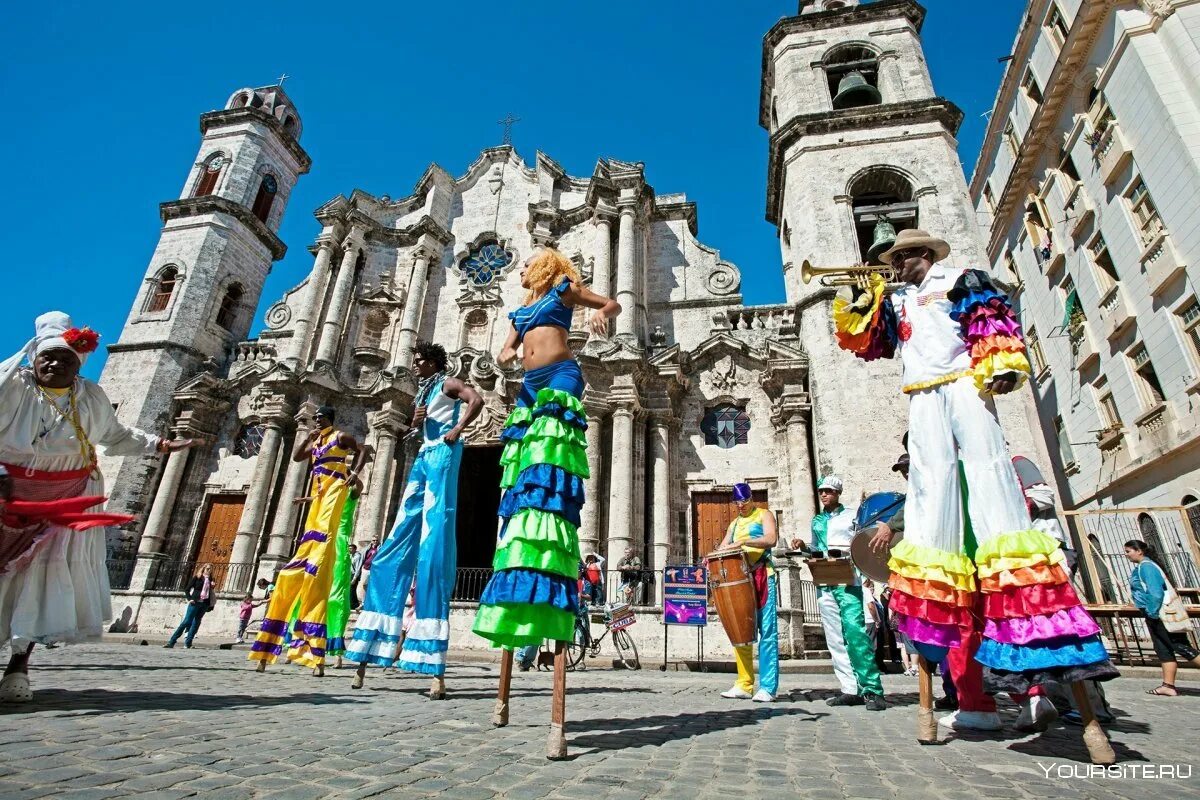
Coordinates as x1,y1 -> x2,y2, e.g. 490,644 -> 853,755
456,445 -> 503,599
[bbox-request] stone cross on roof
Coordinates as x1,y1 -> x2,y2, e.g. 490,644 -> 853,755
498,113 -> 521,146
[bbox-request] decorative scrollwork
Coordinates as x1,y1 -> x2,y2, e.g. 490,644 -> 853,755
706,262 -> 740,295
264,302 -> 292,329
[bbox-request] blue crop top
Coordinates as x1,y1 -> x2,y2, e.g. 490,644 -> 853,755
509,278 -> 574,340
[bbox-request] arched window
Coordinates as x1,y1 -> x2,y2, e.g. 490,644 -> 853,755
193,154 -> 226,198
848,168 -> 916,263
1137,513 -> 1179,584
231,93 -> 250,109
232,424 -> 265,458
146,266 -> 179,313
358,309 -> 388,350
251,174 -> 278,223
463,308 -> 490,351
215,284 -> 244,331
701,404 -> 751,449
1086,533 -> 1117,603
824,45 -> 882,110
283,116 -> 297,135
461,241 -> 514,286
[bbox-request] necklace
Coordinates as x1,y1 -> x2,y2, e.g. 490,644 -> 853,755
34,382 -> 97,469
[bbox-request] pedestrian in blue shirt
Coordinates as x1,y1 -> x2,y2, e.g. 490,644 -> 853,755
1125,540 -> 1199,696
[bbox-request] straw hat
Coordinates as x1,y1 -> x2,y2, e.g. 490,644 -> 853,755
876,228 -> 951,265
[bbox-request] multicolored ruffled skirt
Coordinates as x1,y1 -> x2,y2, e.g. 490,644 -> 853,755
325,493 -> 357,656
473,362 -> 586,648
888,529 -> 1118,693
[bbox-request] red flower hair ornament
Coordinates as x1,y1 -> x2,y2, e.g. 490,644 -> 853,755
62,327 -> 100,355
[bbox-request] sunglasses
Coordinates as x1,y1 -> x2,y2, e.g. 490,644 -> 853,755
889,248 -> 925,264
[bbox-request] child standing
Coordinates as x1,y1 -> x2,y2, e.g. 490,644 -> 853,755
236,594 -> 265,644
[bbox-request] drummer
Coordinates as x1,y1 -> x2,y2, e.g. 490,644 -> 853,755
795,476 -> 886,711
716,483 -> 779,703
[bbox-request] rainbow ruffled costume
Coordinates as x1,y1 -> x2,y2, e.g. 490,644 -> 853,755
473,359 -> 586,648
834,266 -> 1117,693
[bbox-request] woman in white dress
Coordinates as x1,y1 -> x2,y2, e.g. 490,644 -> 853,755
0,311 -> 199,702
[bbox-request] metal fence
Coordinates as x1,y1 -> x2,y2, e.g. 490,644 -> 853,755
147,561 -> 259,594
1068,505 -> 1200,604
107,559 -> 137,590
452,568 -> 494,602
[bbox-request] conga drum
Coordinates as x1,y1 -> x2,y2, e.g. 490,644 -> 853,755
705,549 -> 758,647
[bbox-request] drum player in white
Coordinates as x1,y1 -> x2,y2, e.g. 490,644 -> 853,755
793,476 -> 886,710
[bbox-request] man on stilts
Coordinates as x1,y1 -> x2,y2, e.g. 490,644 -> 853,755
834,229 -> 1119,763
347,341 -> 482,698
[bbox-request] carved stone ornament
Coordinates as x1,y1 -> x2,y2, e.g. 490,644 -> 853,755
706,355 -> 739,394
706,261 -> 741,296
264,301 -> 292,330
462,397 -> 508,445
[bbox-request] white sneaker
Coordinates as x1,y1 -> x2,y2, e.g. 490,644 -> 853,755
720,686 -> 753,699
939,709 -> 1002,731
752,689 -> 776,703
0,673 -> 33,703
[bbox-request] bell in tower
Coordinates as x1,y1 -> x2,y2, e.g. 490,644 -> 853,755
865,217 -> 897,264
832,70 -> 883,109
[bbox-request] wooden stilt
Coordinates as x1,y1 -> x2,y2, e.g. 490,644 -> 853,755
430,676 -> 446,700
916,656 -> 937,744
351,662 -> 365,689
255,660 -> 266,673
1071,681 -> 1116,764
493,648 -> 513,727
547,641 -> 567,760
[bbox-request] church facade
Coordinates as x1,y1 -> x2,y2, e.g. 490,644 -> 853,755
100,0 -> 1053,648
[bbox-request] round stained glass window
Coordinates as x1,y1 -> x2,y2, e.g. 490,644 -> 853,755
462,242 -> 513,286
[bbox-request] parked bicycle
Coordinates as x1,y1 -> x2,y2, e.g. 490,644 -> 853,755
563,600 -> 640,670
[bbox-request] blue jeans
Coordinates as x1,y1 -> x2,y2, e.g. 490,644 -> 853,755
169,603 -> 207,647
515,644 -> 538,668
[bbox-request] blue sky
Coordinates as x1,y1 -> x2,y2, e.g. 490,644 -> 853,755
0,1 -> 1023,380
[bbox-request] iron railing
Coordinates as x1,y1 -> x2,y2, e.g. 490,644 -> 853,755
452,567 -> 494,602
107,559 -> 137,590
147,560 -> 259,594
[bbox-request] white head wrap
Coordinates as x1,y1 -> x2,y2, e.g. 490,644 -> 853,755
0,311 -> 90,388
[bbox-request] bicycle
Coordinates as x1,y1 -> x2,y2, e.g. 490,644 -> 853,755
562,600 -> 640,670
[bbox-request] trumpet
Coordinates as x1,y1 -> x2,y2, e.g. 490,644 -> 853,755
800,259 -> 896,288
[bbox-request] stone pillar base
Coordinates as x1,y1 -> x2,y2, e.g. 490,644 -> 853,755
256,555 -> 288,586
129,553 -> 167,593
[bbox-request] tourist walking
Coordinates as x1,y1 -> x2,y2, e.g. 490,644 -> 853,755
1126,539 -> 1200,697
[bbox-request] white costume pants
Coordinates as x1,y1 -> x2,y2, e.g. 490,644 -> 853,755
906,377 -> 1031,555
818,591 -> 858,695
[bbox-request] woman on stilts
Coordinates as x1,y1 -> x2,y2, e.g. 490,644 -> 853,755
249,405 -> 363,676
472,246 -> 620,759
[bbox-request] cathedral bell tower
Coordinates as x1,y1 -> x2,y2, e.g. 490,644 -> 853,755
99,84 -> 312,518
761,0 -> 985,494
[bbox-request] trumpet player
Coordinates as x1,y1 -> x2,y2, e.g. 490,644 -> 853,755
830,229 -> 1117,737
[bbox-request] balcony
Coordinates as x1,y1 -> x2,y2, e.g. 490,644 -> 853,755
229,340 -> 277,377
1063,182 -> 1095,239
1141,234 -> 1187,297
1097,285 -> 1134,342
1093,122 -> 1132,185
711,303 -> 799,336
1069,321 -> 1100,371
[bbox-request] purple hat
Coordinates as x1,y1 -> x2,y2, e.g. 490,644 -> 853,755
732,483 -> 753,502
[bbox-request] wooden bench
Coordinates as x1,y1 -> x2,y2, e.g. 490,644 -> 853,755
1085,603 -> 1200,665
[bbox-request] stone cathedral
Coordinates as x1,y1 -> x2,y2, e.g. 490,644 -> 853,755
100,0 -> 1051,646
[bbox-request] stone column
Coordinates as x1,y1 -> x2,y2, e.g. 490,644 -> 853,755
229,417 -> 286,572
650,418 -> 672,606
614,202 -> 638,342
137,447 -> 190,558
357,406 -> 405,546
287,235 -> 336,368
605,406 -> 634,563
784,411 -> 816,529
579,409 -> 606,556
591,206 -> 616,335
394,244 -> 435,369
258,432 -> 309,581
313,227 -> 365,368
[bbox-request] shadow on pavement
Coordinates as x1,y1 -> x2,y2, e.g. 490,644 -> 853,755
567,706 -> 823,753
0,689 -> 369,716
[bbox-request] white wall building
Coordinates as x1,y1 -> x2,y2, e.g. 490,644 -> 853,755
969,0 -> 1200,595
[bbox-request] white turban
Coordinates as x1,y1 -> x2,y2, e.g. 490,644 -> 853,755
1,310 -> 95,387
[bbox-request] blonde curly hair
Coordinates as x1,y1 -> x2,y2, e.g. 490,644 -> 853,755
522,247 -> 580,305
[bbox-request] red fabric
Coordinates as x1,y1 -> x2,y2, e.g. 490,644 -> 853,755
2,497 -> 133,531
949,629 -> 995,712
752,563 -> 768,610
0,463 -> 92,482
586,565 -> 601,584
981,581 -> 1081,619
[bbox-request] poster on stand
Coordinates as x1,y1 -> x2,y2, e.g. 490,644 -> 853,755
663,565 -> 708,626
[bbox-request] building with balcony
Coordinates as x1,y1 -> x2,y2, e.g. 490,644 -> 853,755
969,0 -> 1200,594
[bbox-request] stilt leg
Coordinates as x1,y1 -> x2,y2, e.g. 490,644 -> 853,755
430,676 -> 446,700
493,648 -> 513,727
917,656 -> 937,745
313,662 -> 324,677
547,641 -> 567,760
255,660 -> 266,673
352,662 -> 365,689
1071,681 -> 1116,764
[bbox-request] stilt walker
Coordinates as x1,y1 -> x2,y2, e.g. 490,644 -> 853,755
831,229 -> 1119,763
472,247 -> 620,759
250,406 -> 362,676
347,341 -> 482,697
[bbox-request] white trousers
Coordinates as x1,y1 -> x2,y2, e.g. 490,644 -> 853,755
906,378 -> 1031,555
818,591 -> 858,695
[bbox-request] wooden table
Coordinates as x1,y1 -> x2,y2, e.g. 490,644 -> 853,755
1085,603 -> 1200,665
